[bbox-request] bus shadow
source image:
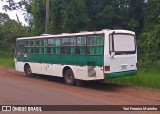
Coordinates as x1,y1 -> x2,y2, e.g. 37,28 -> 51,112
83,81 -> 127,92
33,74 -> 126,92
34,74 -> 64,84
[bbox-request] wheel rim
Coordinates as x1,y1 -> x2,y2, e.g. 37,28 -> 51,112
66,73 -> 73,83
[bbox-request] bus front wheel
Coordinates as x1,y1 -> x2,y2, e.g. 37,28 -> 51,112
24,65 -> 34,77
64,69 -> 75,86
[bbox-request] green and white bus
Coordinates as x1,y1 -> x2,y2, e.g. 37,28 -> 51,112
14,29 -> 137,86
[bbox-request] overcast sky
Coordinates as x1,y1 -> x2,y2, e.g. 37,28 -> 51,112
0,0 -> 27,25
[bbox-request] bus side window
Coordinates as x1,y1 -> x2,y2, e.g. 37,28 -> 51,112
77,37 -> 86,55
61,38 -> 69,54
25,40 -> 35,54
55,39 -> 60,54
36,39 -> 47,54
96,36 -> 103,55
70,38 -> 76,55
61,37 -> 76,55
48,38 -> 60,55
15,43 -> 25,57
19,44 -> 25,53
87,36 -> 103,55
87,36 -> 96,55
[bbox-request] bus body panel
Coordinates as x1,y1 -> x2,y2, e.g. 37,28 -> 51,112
15,61 -> 25,72
14,29 -> 137,81
104,30 -> 137,78
110,54 -> 137,73
15,62 -> 104,80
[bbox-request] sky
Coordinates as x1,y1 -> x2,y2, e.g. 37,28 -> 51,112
0,0 -> 27,26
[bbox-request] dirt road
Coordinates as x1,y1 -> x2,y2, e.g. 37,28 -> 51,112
0,67 -> 159,114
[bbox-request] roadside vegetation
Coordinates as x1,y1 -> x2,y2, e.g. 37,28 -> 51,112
0,0 -> 160,90
106,69 -> 160,90
106,63 -> 160,90
0,57 -> 14,68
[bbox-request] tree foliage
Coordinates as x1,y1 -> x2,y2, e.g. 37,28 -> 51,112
25,0 -> 145,35
138,0 -> 160,67
0,13 -> 30,53
1,0 -> 160,68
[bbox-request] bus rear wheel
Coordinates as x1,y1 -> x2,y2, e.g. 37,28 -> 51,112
24,65 -> 34,77
64,69 -> 75,86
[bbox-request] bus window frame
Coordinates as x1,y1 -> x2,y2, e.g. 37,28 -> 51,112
61,37 -> 77,55
109,33 -> 136,55
87,35 -> 104,55
15,41 -> 25,58
47,34 -> 104,56
47,38 -> 61,55
25,40 -> 35,54
35,39 -> 48,54
16,33 -> 105,56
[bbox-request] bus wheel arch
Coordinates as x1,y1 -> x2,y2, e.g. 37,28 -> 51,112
24,63 -> 34,77
63,66 -> 75,86
63,66 -> 84,86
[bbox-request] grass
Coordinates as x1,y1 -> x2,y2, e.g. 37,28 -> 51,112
0,57 -> 14,68
106,69 -> 160,90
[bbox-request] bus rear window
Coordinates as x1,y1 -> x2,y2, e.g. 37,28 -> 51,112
110,34 -> 136,55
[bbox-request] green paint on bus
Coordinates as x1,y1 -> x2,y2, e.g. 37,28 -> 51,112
105,70 -> 137,78
17,54 -> 103,67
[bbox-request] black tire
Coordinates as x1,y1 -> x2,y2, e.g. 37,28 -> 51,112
64,69 -> 75,86
24,65 -> 34,77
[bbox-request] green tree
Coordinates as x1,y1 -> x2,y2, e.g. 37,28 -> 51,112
50,0 -> 90,34
128,0 -> 144,34
85,0 -> 145,32
139,0 -> 160,67
0,13 -> 30,53
28,0 -> 45,35
26,0 -> 145,34
27,0 -> 90,34
0,13 -> 10,24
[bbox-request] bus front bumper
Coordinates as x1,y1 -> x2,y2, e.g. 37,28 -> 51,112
105,70 -> 137,78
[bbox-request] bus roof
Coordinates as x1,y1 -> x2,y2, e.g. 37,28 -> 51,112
17,29 -> 135,40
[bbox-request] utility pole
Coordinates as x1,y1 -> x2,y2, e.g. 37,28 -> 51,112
45,0 -> 49,34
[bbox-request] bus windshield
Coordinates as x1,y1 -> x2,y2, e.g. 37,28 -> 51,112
110,34 -> 136,55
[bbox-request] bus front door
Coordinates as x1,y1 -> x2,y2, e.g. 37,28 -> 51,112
15,42 -> 25,72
